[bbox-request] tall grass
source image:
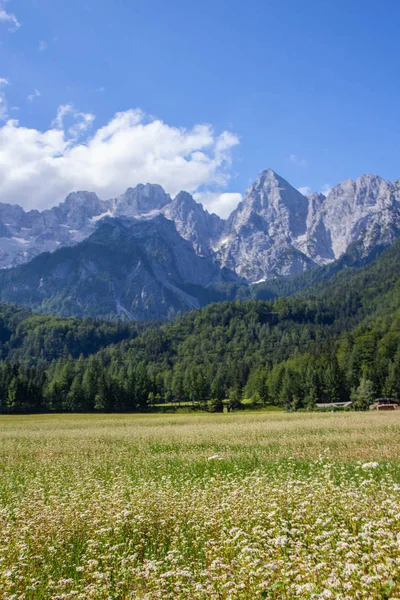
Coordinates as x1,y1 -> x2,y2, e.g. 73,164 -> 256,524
1,412 -> 400,598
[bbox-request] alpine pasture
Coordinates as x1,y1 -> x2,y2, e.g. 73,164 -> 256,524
1,411 -> 400,599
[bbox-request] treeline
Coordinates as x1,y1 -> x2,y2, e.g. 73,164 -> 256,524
0,359 -> 151,413
0,241 -> 400,413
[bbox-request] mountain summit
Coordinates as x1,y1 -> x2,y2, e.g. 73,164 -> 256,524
217,170 -> 312,281
216,170 -> 400,281
0,170 -> 399,287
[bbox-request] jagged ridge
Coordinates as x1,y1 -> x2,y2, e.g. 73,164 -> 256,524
0,169 -> 399,287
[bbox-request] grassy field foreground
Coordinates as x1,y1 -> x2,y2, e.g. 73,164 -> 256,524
1,412 -> 400,599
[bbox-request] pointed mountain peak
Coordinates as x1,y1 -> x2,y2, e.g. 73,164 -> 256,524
165,191 -> 212,221
241,168 -> 307,209
245,169 -> 303,201
260,168 -> 282,177
254,168 -> 288,185
173,190 -> 198,206
229,168 -> 309,239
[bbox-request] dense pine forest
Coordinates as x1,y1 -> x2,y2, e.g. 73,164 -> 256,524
0,240 -> 400,413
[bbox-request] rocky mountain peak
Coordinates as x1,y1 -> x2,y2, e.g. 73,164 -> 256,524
0,201 -> 27,226
54,191 -> 109,233
303,174 -> 396,260
216,170 -> 311,282
63,190 -> 102,208
236,169 -> 309,234
0,168 -> 400,293
326,174 -> 392,207
114,183 -> 171,217
162,191 -> 223,256
254,168 -> 289,188
169,191 -> 199,214
243,169 -> 300,205
220,169 -> 310,279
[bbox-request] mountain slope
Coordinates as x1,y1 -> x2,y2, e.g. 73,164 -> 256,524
0,212 -> 395,322
1,239 -> 400,413
0,216 -> 239,320
92,238 -> 400,407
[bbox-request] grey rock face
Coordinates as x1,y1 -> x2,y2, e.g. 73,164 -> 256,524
0,184 -> 222,269
0,170 -> 400,285
290,174 -> 400,271
216,169 -> 316,281
0,191 -> 112,269
319,175 -> 398,258
162,191 -> 223,256
0,216 -> 240,320
216,170 -> 400,282
114,183 -> 171,218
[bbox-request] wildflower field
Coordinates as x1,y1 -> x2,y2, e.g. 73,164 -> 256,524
1,412 -> 400,599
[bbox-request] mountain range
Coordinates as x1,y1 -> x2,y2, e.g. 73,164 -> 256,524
0,169 -> 399,319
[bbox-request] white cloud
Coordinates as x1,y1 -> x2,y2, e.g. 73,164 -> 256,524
52,103 -> 74,129
38,40 -> 47,52
51,104 -> 95,140
69,112 -> 95,139
0,1 -> 20,31
0,108 -> 239,211
27,89 -> 41,102
289,153 -> 307,167
297,186 -> 311,196
194,191 -> 242,218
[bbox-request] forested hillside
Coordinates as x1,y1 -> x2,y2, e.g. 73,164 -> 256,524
0,240 -> 400,413
0,305 -> 149,363
0,213 -> 388,321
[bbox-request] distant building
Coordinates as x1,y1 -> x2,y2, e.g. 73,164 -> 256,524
371,398 -> 400,411
315,401 -> 353,409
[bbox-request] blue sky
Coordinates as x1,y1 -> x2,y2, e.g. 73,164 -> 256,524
0,0 -> 400,215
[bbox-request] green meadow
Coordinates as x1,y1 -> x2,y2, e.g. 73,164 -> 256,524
1,411 -> 400,599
